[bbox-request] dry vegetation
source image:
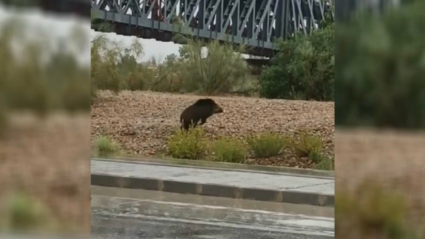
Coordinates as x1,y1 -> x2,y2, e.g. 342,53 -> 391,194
91,90 -> 334,168
335,2 -> 425,238
0,15 -> 90,234
0,113 -> 91,234
336,129 -> 425,239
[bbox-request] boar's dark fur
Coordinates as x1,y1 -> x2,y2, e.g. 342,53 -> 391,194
179,98 -> 224,131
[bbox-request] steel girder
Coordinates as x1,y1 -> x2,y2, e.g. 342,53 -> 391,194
91,0 -> 333,53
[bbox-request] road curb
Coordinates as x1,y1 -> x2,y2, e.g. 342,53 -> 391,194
91,173 -> 334,207
92,157 -> 335,179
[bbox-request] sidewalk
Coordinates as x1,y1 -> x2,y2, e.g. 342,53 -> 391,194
91,159 -> 334,207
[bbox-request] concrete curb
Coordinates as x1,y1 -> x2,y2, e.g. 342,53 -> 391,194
91,173 -> 334,207
92,157 -> 335,179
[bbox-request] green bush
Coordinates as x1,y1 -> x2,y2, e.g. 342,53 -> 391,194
336,180 -> 417,239
290,132 -> 323,158
312,154 -> 334,171
1,192 -> 52,231
0,108 -> 6,135
91,35 -> 147,97
246,133 -> 289,158
165,130 -> 333,170
90,35 -> 251,96
0,18 -> 90,118
175,39 -> 249,95
143,55 -> 185,93
259,15 -> 334,101
93,135 -> 121,157
167,127 -> 208,160
335,1 -> 425,129
211,137 -> 248,163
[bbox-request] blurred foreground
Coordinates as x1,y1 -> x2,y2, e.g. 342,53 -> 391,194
91,186 -> 334,239
335,0 -> 425,238
336,129 -> 425,239
0,4 -> 90,237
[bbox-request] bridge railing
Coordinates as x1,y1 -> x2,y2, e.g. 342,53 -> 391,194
91,0 -> 333,55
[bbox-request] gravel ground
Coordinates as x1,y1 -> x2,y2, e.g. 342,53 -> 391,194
91,90 -> 335,168
0,113 -> 91,234
336,129 -> 425,235
1,107 -> 421,236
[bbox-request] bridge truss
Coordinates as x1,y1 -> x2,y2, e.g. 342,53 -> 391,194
91,0 -> 333,57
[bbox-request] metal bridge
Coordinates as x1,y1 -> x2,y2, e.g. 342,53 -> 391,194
91,0 -> 333,57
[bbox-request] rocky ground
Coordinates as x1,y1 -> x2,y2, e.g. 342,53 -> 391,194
0,113 -> 91,234
1,105 -> 422,236
91,90 -> 335,168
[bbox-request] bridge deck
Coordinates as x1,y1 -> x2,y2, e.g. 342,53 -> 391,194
91,0 -> 333,57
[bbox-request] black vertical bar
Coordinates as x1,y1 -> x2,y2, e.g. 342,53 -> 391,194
217,0 -> 223,32
283,0 -> 289,39
275,0 -> 283,39
247,0 -> 254,38
232,0 -> 240,35
199,0 -> 205,28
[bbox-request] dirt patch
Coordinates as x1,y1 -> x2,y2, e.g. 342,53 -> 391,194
336,128 -> 425,232
0,113 -> 91,234
91,90 -> 335,168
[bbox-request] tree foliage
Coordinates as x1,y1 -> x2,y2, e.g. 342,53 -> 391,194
91,35 -> 147,97
259,15 -> 334,101
91,33 -> 249,96
0,18 -> 90,116
176,39 -> 248,94
335,0 -> 425,129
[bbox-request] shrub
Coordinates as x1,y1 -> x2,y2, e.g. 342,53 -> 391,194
246,132 -> 289,158
0,17 -> 90,131
211,137 -> 248,163
313,154 -> 334,171
259,14 -> 334,101
336,180 -> 416,239
144,55 -> 184,93
91,35 -> 122,96
2,192 -> 52,231
0,106 -> 6,135
90,33 -> 251,96
167,127 -> 208,160
335,1 -> 425,129
93,135 -> 121,157
290,132 -> 323,158
91,35 -> 148,97
176,39 -> 249,95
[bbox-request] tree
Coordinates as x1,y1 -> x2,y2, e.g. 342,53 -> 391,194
176,39 -> 248,94
259,16 -> 334,101
335,0 -> 425,128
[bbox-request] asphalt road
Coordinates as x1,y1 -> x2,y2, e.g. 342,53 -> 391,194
91,186 -> 334,239
92,213 -> 332,239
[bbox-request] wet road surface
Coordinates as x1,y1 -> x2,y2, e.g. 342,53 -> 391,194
91,186 -> 334,239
